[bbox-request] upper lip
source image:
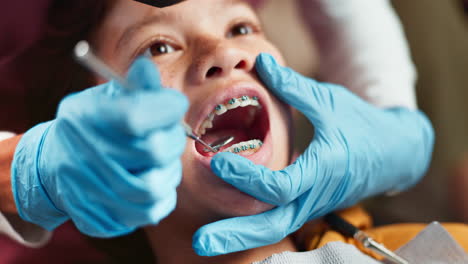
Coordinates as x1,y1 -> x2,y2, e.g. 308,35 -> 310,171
190,81 -> 269,134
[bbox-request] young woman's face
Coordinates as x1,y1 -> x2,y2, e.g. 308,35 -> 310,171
94,0 -> 292,221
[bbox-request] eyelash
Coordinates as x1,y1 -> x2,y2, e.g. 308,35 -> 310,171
226,21 -> 262,38
139,20 -> 262,58
140,36 -> 180,58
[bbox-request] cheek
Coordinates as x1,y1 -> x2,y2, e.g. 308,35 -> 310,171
269,99 -> 293,170
152,60 -> 186,91
252,40 -> 286,66
269,48 -> 286,66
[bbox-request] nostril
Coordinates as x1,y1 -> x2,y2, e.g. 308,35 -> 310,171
235,60 -> 246,69
206,67 -> 222,78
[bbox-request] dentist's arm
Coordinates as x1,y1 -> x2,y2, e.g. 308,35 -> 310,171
0,133 -> 19,214
193,54 -> 434,256
298,0 -> 417,109
0,133 -> 52,247
0,58 -> 187,245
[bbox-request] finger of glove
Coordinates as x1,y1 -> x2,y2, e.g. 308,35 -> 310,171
211,152 -> 316,206
60,158 -> 158,207
108,122 -> 186,169
63,167 -> 178,236
193,203 -> 301,256
67,191 -> 177,238
144,124 -> 187,167
68,205 -> 136,238
255,53 -> 328,124
60,178 -> 144,237
126,56 -> 163,92
136,160 -> 183,201
97,89 -> 189,137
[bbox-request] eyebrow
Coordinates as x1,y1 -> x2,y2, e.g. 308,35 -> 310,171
116,0 -> 250,52
116,9 -> 176,52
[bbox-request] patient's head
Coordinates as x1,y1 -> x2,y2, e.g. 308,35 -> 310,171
92,0 -> 293,224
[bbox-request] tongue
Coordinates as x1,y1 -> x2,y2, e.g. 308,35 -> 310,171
196,129 -> 249,156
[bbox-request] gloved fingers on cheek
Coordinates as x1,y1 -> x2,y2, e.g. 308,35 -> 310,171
255,53 -> 328,119
255,53 -> 313,99
211,152 -> 296,206
192,205 -> 295,256
193,216 -> 263,256
279,145 -> 321,198
145,124 -> 186,166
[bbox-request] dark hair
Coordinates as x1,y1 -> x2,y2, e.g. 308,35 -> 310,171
21,0 -> 106,126
21,1 -> 155,262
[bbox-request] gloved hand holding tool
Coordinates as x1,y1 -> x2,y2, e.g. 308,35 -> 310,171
193,53 -> 435,256
11,57 -> 188,237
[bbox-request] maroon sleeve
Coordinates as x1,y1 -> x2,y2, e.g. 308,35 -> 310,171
0,0 -> 51,132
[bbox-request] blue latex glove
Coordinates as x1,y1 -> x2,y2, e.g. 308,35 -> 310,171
193,53 -> 434,256
11,57 -> 188,237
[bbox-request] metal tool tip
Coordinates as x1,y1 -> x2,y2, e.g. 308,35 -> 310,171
74,40 -> 90,58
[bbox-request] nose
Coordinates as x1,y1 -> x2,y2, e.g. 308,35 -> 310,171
188,38 -> 255,84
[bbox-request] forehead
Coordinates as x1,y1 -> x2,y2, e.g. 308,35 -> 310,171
104,0 -> 254,26
97,0 -> 257,48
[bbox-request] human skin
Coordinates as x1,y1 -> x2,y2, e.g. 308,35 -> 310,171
0,135 -> 22,213
93,0 -> 296,262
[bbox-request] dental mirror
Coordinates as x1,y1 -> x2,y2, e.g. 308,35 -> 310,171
203,136 -> 235,152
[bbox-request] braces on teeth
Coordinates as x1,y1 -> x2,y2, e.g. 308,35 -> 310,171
198,95 -> 260,136
223,139 -> 263,154
198,95 -> 263,154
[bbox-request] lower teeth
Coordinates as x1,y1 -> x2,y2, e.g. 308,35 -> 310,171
222,139 -> 263,154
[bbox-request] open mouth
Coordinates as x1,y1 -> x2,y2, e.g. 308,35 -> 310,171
195,94 -> 269,157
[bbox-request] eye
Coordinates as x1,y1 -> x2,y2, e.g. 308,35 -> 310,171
227,23 -> 256,38
143,41 -> 177,57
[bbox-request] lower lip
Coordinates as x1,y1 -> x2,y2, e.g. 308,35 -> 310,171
194,129 -> 273,171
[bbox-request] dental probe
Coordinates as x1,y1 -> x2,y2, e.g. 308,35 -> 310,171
324,213 -> 410,264
73,40 -> 226,153
201,136 -> 235,153
181,122 -> 218,153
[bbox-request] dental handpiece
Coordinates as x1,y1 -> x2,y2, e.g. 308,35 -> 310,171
73,40 -> 220,152
324,213 -> 410,264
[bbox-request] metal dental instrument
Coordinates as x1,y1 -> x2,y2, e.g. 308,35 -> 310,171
324,213 -> 410,264
203,136 -> 234,153
181,122 -> 218,153
73,40 -> 231,153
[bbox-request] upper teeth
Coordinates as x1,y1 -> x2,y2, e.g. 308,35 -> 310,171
198,95 -> 260,135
